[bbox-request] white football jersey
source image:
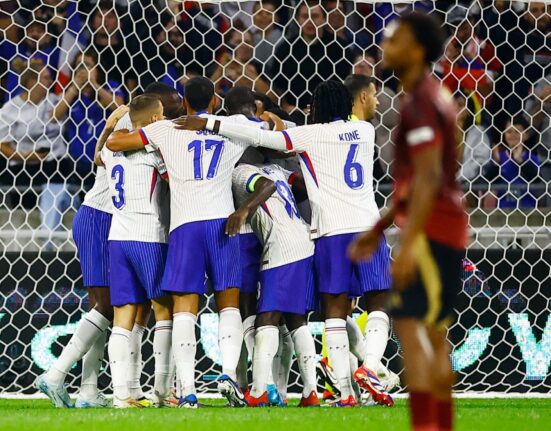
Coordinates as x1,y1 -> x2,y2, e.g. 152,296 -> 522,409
216,119 -> 381,239
82,113 -> 134,214
141,115 -> 265,232
102,144 -> 170,243
233,163 -> 314,270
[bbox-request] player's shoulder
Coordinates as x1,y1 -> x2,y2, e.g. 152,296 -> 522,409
114,112 -> 133,131
233,162 -> 260,182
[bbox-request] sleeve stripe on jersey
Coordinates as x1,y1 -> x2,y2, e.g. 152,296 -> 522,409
298,152 -> 318,186
288,172 -> 298,185
281,130 -> 293,150
149,169 -> 158,202
246,174 -> 262,193
406,126 -> 435,146
139,129 -> 149,145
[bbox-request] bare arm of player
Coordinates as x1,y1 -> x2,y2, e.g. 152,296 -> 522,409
348,206 -> 397,263
94,105 -> 129,166
393,146 -> 443,290
225,177 -> 276,237
106,129 -> 145,152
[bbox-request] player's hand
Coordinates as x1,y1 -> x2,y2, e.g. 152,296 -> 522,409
225,208 -> 248,237
392,243 -> 417,291
348,228 -> 382,262
105,105 -> 129,129
173,116 -> 208,131
259,111 -> 285,131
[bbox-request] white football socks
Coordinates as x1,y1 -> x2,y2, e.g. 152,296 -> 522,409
218,307 -> 243,380
243,315 -> 256,358
153,320 -> 173,397
250,325 -> 279,398
80,329 -> 107,397
108,326 -> 132,400
291,325 -> 317,397
273,324 -> 293,399
362,311 -> 390,371
46,309 -> 110,385
325,318 -> 353,399
127,324 -> 145,399
346,315 -> 366,361
237,315 -> 256,389
173,312 -> 197,396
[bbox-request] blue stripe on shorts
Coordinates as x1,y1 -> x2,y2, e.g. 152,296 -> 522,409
162,218 -> 241,295
314,233 -> 391,297
109,240 -> 167,306
257,257 -> 315,315
72,205 -> 112,287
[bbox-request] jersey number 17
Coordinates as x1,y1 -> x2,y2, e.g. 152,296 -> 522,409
188,139 -> 225,180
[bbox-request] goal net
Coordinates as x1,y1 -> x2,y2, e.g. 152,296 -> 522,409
0,0 -> 549,396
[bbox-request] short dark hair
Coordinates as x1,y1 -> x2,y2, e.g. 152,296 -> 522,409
253,91 -> 275,112
144,82 -> 179,97
343,74 -> 377,99
508,115 -> 530,130
225,86 -> 256,115
399,12 -> 446,64
311,80 -> 353,124
129,94 -> 162,123
184,77 -> 214,112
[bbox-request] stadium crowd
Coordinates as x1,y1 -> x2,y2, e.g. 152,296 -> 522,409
0,0 -> 549,236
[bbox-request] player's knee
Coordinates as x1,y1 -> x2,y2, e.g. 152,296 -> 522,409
363,290 -> 389,313
94,303 -> 114,322
152,296 -> 173,321
215,287 -> 240,310
283,313 -> 306,331
256,312 -> 280,327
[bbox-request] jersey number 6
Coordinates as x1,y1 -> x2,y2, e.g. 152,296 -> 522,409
188,139 -> 225,180
344,143 -> 364,189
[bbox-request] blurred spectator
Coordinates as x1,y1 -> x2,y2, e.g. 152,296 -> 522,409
269,1 -> 351,112
3,20 -> 60,102
0,61 -> 74,233
372,1 -> 432,45
521,2 -> 551,85
250,0 -> 283,64
54,49 -> 124,185
525,73 -> 551,157
211,28 -> 272,98
438,4 -> 502,109
323,0 -> 353,45
483,117 -> 542,209
351,53 -> 399,177
86,1 -> 136,92
32,0 -> 71,35
454,90 -> 491,182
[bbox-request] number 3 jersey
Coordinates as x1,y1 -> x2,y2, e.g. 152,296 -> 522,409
232,163 -> 314,270
101,145 -> 170,243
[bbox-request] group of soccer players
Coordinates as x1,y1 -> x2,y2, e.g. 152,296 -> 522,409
36,12 -> 466,431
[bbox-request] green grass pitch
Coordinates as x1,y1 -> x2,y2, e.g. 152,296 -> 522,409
1,398 -> 550,431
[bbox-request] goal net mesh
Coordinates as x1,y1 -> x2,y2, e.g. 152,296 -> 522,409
0,0 -> 549,396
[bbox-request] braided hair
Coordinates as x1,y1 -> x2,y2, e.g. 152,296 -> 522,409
311,80 -> 353,124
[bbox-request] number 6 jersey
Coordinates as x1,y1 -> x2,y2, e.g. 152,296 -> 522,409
232,163 -> 314,270
214,118 -> 381,239
101,144 -> 170,243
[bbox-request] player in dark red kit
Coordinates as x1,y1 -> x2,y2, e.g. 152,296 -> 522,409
349,12 -> 467,431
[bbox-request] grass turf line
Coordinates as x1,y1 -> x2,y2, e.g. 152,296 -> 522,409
0,399 -> 549,431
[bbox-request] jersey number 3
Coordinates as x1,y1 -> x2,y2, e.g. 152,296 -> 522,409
344,143 -> 364,189
111,165 -> 125,209
188,139 -> 225,180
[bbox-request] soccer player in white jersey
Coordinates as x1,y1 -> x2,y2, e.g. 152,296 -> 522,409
177,80 -> 394,407
106,77 -> 253,408
35,105 -> 128,408
229,162 -> 320,407
36,83 -> 183,408
102,95 -> 173,408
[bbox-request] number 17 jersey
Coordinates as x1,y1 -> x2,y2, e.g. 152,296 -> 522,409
141,118 -> 251,232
